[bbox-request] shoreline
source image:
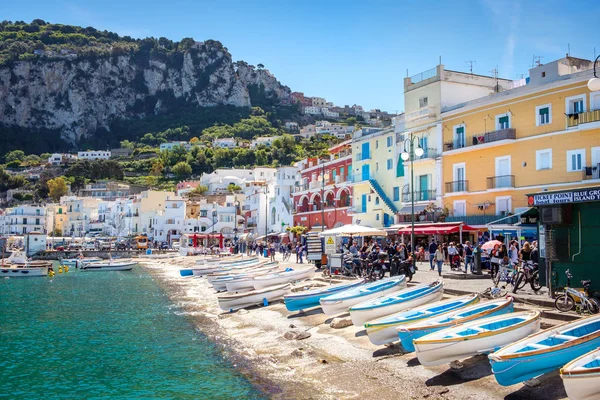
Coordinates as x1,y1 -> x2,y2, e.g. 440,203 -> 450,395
141,257 -> 567,400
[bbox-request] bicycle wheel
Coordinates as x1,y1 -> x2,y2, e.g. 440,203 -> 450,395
588,297 -> 600,314
555,294 -> 575,312
530,271 -> 542,292
513,272 -> 525,293
492,270 -> 501,285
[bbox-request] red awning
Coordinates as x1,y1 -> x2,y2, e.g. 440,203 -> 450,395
397,224 -> 480,235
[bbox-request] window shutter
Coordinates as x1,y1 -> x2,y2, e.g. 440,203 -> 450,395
396,155 -> 405,177
456,126 -> 464,135
499,116 -> 509,124
539,107 -> 549,115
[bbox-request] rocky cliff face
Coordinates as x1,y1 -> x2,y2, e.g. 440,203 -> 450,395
0,41 -> 291,144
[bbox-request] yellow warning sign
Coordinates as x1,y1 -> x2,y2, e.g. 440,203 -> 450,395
326,237 -> 335,245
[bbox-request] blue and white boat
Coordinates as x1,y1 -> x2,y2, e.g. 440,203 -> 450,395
415,310 -> 540,366
489,313 -> 600,386
364,294 -> 480,346
560,347 -> 600,400
349,281 -> 443,326
320,276 -> 406,316
284,279 -> 365,312
180,257 -> 259,277
398,297 -> 514,352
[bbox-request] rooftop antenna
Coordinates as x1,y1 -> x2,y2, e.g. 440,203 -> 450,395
490,67 -> 499,92
515,73 -> 525,79
567,43 -> 570,57
465,60 -> 476,74
532,55 -> 543,67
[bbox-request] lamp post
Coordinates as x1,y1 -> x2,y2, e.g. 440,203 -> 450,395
401,133 -> 424,265
588,55 -> 600,91
212,202 -> 216,248
321,164 -> 326,232
263,185 -> 269,243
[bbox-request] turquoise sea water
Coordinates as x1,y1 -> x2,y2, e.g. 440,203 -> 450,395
0,267 -> 265,399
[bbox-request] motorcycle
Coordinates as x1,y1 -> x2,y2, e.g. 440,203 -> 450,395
391,254 -> 414,282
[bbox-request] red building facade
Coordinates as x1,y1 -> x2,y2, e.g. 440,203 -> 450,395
292,141 -> 353,230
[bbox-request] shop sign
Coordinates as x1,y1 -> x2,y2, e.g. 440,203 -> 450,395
528,188 -> 600,206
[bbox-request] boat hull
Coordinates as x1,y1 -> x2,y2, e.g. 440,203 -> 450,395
349,282 -> 443,327
217,284 -> 292,311
416,312 -> 540,366
212,266 -> 279,291
561,348 -> 600,400
81,262 -> 136,271
284,280 -> 365,312
252,268 -> 315,290
0,266 -> 48,277
398,298 -> 514,352
320,276 -> 407,316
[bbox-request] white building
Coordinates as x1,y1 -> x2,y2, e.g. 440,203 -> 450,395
284,122 -> 299,132
5,205 -> 47,234
268,166 -> 299,235
77,151 -> 111,161
48,153 -> 77,165
213,138 -> 237,149
321,108 -> 340,119
160,141 -> 192,151
60,196 -> 102,237
152,198 -> 187,245
299,124 -> 316,139
250,136 -> 280,149
304,106 -> 321,115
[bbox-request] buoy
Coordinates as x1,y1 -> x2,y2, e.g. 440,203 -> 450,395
64,265 -> 69,273
58,266 -> 63,273
48,270 -> 55,277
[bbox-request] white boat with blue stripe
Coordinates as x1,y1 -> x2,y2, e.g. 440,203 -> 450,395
319,276 -> 406,317
398,297 -> 514,352
284,279 -> 365,312
560,347 -> 600,400
349,280 -> 443,327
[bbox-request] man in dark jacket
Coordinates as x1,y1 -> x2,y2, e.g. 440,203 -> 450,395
428,240 -> 438,271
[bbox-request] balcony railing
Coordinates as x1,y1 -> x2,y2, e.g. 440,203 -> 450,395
583,164 -> 600,180
413,148 -> 440,161
487,175 -> 515,189
402,189 -> 436,202
443,128 -> 516,151
409,67 -> 438,84
445,180 -> 469,193
405,106 -> 436,122
567,109 -> 600,128
294,183 -> 309,192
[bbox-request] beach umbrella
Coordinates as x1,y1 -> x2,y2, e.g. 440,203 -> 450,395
481,240 -> 503,250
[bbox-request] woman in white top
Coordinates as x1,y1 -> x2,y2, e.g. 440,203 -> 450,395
509,241 -> 519,265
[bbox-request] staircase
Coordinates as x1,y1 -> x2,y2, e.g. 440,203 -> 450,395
281,196 -> 291,214
368,179 -> 399,214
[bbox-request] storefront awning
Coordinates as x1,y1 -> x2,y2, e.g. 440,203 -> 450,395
397,223 -> 479,235
397,204 -> 428,214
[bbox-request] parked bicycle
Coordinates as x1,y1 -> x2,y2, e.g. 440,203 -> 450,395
282,250 -> 291,262
555,269 -> 600,314
493,261 -> 518,292
512,260 -> 542,293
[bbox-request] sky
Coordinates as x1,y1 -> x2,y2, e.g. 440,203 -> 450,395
4,0 -> 600,112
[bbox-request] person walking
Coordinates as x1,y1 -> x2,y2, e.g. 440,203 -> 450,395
428,240 -> 438,271
464,241 -> 474,273
447,242 -> 458,270
509,240 -> 519,265
434,246 -> 445,276
297,243 -> 304,264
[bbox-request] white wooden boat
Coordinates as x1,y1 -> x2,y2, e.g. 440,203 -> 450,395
398,297 -> 514,352
561,347 -> 600,400
81,260 -> 137,271
320,276 -> 406,316
489,314 -> 600,386
252,267 -> 315,290
211,265 -> 280,292
284,280 -> 366,312
185,258 -> 261,277
415,310 -> 540,367
365,294 -> 480,346
206,261 -> 273,283
61,257 -> 102,268
196,254 -> 243,265
217,283 -> 292,311
349,281 -> 443,327
0,265 -> 48,277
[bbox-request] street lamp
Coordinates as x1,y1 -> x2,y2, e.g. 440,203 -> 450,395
588,55 -> 600,91
263,186 -> 269,243
401,133 -> 424,265
212,202 -> 216,248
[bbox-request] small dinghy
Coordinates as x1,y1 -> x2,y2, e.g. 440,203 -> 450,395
365,294 -> 480,346
182,258 -> 261,277
206,261 -> 276,283
0,265 -> 48,277
560,347 -> 600,400
61,257 -> 102,268
349,281 -> 443,327
217,283 -> 292,311
212,265 -> 280,292
398,297 -> 514,352
415,310 -> 540,366
196,255 -> 243,265
320,276 -> 406,316
81,260 -> 137,271
252,267 -> 315,290
284,279 -> 365,312
489,314 -> 600,386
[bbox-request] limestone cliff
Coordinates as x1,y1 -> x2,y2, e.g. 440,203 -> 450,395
0,41 -> 291,144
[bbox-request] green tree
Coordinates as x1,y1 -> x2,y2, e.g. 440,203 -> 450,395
5,150 -> 25,163
120,140 -> 135,150
172,161 -> 192,178
47,176 -> 68,201
189,184 -> 208,195
227,183 -> 242,192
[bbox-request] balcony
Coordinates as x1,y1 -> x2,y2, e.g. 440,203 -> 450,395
402,190 -> 436,202
356,152 -> 371,161
583,164 -> 600,180
486,175 -> 515,189
443,128 -> 516,151
445,180 -> 469,193
567,109 -> 600,128
294,183 -> 309,192
413,148 -> 440,161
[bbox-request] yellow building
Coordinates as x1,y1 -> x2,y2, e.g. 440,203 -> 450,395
441,56 -> 600,227
52,204 -> 68,235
